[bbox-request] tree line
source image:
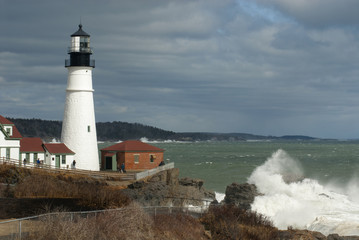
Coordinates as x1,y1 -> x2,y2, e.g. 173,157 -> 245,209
7,118 -> 316,142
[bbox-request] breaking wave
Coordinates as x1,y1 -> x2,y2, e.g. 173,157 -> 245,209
248,149 -> 359,236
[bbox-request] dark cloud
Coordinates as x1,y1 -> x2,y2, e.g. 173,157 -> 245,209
254,0 -> 359,28
1,0 -> 359,138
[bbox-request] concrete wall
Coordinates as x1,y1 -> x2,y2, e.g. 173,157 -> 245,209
135,162 -> 175,180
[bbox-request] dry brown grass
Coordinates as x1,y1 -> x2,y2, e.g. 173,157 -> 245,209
0,164 -> 31,184
27,203 -> 155,240
153,213 -> 209,240
0,164 -> 130,209
24,204 -> 213,240
13,174 -> 130,209
201,204 -> 278,240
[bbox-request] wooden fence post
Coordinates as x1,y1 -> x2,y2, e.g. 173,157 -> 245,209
19,220 -> 22,239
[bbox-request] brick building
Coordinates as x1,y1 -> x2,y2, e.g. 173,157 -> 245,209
100,140 -> 164,171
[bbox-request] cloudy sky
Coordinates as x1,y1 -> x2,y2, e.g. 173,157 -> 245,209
2,0 -> 359,139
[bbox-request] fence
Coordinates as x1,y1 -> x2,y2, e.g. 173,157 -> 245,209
0,204 -> 210,239
0,157 -> 135,181
0,157 -> 175,182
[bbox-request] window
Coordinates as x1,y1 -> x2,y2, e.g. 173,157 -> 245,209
62,155 -> 66,164
88,125 -> 91,132
150,154 -> 155,163
134,154 -> 139,164
5,127 -> 12,136
6,148 -> 10,160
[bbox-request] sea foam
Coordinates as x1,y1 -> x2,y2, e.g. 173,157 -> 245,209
248,149 -> 359,236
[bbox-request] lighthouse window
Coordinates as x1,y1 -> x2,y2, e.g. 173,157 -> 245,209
88,126 -> 91,132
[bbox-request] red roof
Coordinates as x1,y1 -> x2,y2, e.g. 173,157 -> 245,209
0,115 -> 14,125
101,140 -> 164,152
8,126 -> 22,139
0,115 -> 23,139
20,137 -> 44,152
43,143 -> 75,155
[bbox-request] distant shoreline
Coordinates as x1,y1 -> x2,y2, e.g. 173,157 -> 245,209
9,117 -> 334,142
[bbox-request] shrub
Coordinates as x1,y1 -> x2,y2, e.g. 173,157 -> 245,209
153,213 -> 208,240
201,205 -> 278,240
27,205 -> 212,240
0,164 -> 31,184
27,203 -> 155,240
13,174 -> 130,209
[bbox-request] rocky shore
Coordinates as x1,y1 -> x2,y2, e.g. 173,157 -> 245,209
1,164 -> 359,240
121,170 -> 359,240
121,168 -> 216,207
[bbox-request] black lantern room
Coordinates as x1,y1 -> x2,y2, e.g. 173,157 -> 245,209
65,24 -> 95,68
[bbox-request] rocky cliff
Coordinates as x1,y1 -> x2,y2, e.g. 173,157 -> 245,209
121,168 -> 216,207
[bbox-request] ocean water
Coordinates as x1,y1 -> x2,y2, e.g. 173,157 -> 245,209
149,140 -> 359,236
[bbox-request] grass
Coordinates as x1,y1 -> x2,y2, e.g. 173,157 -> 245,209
154,213 -> 209,240
26,203 -> 209,240
0,164 -> 130,209
23,205 -> 279,240
201,204 -> 279,240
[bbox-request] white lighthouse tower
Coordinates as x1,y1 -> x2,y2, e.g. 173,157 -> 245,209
61,24 -> 99,171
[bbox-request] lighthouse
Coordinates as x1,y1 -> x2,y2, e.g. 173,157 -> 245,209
61,24 -> 99,171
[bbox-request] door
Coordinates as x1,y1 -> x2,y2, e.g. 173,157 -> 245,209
6,148 -> 10,160
34,153 -> 38,164
105,157 -> 112,170
55,155 -> 60,168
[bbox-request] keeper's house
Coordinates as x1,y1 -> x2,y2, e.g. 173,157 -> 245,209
20,137 -> 45,164
0,115 -> 22,160
1,115 -> 75,169
100,140 -> 164,171
43,143 -> 75,168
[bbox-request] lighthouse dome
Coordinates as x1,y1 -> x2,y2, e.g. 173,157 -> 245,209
71,24 -> 90,37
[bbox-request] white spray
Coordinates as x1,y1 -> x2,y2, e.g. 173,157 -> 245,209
248,149 -> 359,236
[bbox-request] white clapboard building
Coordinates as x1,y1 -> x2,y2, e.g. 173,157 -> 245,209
0,115 -> 75,169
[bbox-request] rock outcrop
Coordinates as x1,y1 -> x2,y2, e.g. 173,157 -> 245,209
121,168 -> 215,207
223,182 -> 260,210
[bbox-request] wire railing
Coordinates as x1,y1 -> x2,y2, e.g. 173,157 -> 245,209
0,157 -> 135,181
0,157 -> 175,182
0,204 -> 210,239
